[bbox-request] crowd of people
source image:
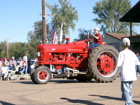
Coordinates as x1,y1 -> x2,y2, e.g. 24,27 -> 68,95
0,52 -> 32,81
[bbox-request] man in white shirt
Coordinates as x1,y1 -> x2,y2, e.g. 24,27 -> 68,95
23,52 -> 28,75
117,38 -> 140,105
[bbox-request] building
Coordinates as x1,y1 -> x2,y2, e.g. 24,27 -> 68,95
119,0 -> 140,53
103,1 -> 140,53
103,33 -> 138,51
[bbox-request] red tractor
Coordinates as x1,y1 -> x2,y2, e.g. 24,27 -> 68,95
30,38 -> 120,84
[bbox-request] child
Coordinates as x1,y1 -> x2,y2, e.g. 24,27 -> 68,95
117,38 -> 140,105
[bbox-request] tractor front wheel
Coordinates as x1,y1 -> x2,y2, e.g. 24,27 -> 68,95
31,66 -> 51,84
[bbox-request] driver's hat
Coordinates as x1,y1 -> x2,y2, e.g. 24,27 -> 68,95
93,28 -> 99,31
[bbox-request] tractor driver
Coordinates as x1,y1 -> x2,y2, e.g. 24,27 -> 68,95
90,28 -> 102,49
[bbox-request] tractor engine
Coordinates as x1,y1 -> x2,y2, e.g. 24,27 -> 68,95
37,39 -> 90,70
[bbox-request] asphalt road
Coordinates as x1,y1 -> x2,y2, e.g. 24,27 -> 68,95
0,77 -> 140,105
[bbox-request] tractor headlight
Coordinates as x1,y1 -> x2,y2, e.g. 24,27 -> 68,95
37,52 -> 40,56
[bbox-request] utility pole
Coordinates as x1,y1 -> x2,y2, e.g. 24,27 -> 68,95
5,38 -> 10,58
42,0 -> 47,44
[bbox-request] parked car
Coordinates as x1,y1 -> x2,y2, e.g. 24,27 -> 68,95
30,59 -> 37,69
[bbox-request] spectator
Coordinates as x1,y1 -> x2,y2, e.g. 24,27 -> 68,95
0,60 -> 2,67
136,52 -> 140,61
135,52 -> 140,76
3,58 -> 9,68
19,61 -> 27,74
0,62 -> 8,80
117,38 -> 140,105
0,60 -> 2,81
16,57 -> 24,73
23,52 -> 28,75
90,28 -> 102,49
9,57 -> 17,70
27,58 -> 31,74
0,70 -> 1,81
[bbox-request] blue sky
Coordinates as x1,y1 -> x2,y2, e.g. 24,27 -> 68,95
0,0 -> 139,43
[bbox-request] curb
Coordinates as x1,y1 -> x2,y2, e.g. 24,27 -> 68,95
15,74 -> 31,80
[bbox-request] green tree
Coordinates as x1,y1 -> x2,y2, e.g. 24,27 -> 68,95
27,21 -> 51,44
8,42 -> 28,59
74,29 -> 92,41
93,0 -> 131,33
0,41 -> 7,58
47,0 -> 78,42
8,42 -> 37,59
27,21 -> 52,58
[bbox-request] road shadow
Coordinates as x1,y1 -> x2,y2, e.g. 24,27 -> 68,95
60,97 -> 104,105
11,78 -> 111,85
89,94 -> 140,104
0,101 -> 15,105
50,79 -> 98,84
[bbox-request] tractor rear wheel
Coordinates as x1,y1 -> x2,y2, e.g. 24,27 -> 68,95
88,45 -> 120,83
31,66 -> 51,84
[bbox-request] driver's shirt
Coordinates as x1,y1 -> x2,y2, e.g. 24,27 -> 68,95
94,33 -> 102,44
